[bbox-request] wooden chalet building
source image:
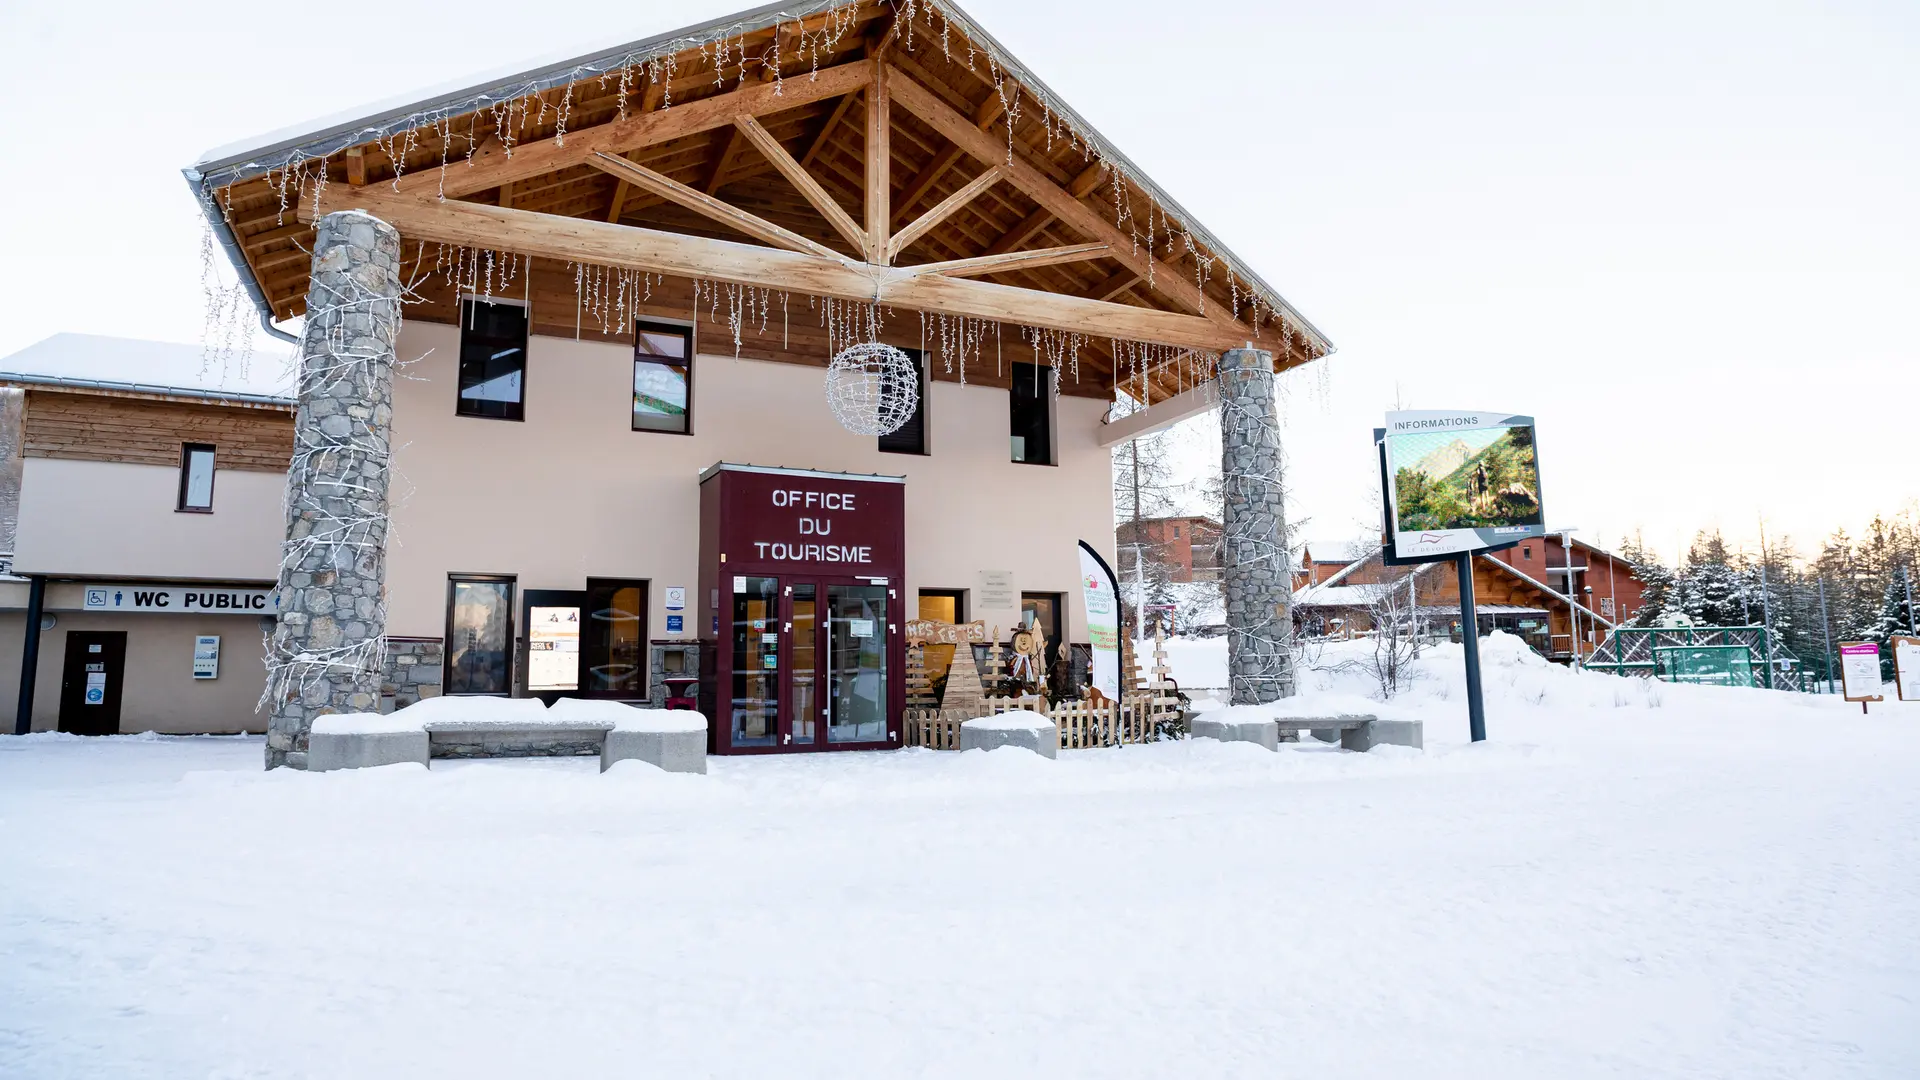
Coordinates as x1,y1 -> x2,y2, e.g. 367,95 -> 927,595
151,0 -> 1330,765
1293,536 -> 1647,662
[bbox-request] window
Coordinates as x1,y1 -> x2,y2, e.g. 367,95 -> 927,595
1020,591 -> 1065,696
878,348 -> 928,455
633,319 -> 694,434
1009,362 -> 1053,465
1020,592 -> 1063,650
918,588 -> 968,703
1172,524 -> 1181,539
1522,546 -> 1532,560
177,443 -> 216,512
445,575 -> 515,695
457,299 -> 528,420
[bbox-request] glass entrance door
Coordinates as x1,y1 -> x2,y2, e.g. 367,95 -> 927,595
825,583 -> 889,744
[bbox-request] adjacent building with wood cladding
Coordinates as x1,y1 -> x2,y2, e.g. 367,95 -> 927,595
0,335 -> 290,734
1293,535 -> 1647,662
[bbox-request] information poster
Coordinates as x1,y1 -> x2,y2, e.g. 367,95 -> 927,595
1894,636 -> 1920,703
1380,410 -> 1546,561
192,635 -> 221,680
527,606 -> 581,692
1838,641 -> 1884,703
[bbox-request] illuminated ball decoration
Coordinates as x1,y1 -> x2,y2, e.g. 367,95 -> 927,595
824,342 -> 919,437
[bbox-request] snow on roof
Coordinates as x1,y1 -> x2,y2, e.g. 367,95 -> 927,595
0,334 -> 294,406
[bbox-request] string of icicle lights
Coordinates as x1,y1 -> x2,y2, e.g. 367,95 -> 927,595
197,0 -> 1324,362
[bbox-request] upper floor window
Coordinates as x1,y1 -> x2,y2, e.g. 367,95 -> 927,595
633,319 -> 694,434
177,443 -> 215,512
1009,362 -> 1053,465
457,298 -> 528,421
878,348 -> 928,455
1172,524 -> 1181,539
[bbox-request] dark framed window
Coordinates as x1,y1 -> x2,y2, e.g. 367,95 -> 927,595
633,319 -> 694,434
878,348 -> 928,455
445,574 -> 516,696
457,298 -> 529,421
1009,362 -> 1053,465
1021,592 -> 1064,650
582,578 -> 649,699
177,443 -> 216,512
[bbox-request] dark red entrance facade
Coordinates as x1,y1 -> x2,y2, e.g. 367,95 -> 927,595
698,463 -> 906,755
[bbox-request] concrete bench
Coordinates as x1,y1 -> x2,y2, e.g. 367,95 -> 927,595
306,699 -> 709,775
959,712 -> 1058,759
1191,711 -> 1423,753
309,725 -> 430,772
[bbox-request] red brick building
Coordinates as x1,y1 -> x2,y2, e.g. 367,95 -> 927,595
1115,515 -> 1222,583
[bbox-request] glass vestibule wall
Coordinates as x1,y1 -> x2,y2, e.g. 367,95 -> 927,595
726,576 -> 890,751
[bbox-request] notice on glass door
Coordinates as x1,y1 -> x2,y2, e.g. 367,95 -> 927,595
849,619 -> 875,638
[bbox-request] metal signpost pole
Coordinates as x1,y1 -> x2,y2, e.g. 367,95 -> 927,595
1560,528 -> 1580,667
1458,551 -> 1486,742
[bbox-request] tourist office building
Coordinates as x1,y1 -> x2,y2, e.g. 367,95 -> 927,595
9,0 -> 1329,760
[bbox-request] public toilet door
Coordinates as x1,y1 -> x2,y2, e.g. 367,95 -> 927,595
778,578 -> 891,750
59,631 -> 127,735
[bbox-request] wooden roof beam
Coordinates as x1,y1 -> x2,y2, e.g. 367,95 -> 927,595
887,166 -> 1000,263
891,91 -> 1006,226
907,242 -> 1109,279
732,115 -> 867,254
863,61 -> 890,264
300,185 -> 1249,352
392,59 -> 872,201
887,67 -> 1252,338
586,152 -> 839,258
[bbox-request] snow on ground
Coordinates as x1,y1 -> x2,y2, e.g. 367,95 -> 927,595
3,639 -> 1918,1078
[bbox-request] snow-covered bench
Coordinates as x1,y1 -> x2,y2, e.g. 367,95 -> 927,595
958,711 -> 1058,759
306,697 -> 708,774
1190,706 -> 1422,752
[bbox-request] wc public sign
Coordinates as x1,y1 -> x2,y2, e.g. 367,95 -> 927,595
82,584 -> 275,614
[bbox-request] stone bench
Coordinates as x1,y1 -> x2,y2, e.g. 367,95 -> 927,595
309,724 -> 430,772
306,698 -> 708,774
959,711 -> 1058,759
1191,711 -> 1423,753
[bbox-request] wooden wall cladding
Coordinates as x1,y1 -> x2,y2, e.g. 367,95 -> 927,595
23,392 -> 295,472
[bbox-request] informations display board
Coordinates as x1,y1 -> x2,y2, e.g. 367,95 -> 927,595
1379,410 -> 1546,562
527,606 -> 581,692
1838,641 -> 1884,703
1894,636 -> 1920,703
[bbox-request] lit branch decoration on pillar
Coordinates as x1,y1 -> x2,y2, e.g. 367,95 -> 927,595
261,211 -> 403,769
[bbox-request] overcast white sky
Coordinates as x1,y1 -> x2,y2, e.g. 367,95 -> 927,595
1,0 -> 1913,563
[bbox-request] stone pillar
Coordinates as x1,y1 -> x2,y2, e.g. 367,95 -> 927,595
264,212 -> 402,769
1219,348 -> 1295,706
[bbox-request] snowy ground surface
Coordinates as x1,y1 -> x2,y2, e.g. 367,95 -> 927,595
4,636 -> 1917,1078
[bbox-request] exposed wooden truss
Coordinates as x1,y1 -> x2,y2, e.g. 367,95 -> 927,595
209,0 -> 1328,394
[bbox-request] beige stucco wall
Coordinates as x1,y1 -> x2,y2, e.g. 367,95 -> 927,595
13,457 -> 283,582
0,602 -> 268,734
387,321 -> 1115,642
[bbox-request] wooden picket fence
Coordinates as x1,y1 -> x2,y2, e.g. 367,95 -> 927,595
904,695 -> 1169,752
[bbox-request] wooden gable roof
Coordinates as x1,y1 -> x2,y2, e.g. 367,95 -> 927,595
188,0 -> 1332,402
